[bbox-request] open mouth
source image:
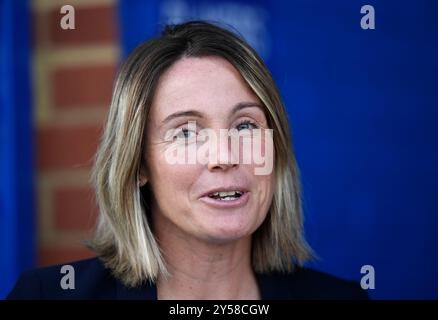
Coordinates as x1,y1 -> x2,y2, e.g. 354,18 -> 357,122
200,189 -> 250,208
207,190 -> 244,201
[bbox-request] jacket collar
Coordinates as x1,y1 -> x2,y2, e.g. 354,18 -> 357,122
115,272 -> 280,300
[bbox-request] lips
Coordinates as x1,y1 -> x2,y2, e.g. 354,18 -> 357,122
199,186 -> 250,209
200,186 -> 249,199
208,190 -> 243,200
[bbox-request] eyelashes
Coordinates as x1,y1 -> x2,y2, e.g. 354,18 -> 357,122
173,127 -> 196,140
235,120 -> 259,131
171,120 -> 260,141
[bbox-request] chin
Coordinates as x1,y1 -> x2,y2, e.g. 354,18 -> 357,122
197,217 -> 257,244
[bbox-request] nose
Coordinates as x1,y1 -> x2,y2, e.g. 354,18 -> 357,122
207,129 -> 239,172
207,161 -> 237,172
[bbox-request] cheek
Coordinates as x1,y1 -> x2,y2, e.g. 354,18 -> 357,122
148,149 -> 199,204
237,131 -> 274,177
255,175 -> 274,210
248,135 -> 275,206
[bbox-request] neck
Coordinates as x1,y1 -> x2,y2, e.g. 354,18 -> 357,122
153,215 -> 260,300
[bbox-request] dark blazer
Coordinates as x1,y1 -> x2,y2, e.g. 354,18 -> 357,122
7,257 -> 369,300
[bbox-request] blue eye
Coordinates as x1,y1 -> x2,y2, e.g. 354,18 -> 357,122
174,128 -> 197,140
236,120 -> 258,131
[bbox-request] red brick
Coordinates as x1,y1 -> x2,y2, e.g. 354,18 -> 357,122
38,246 -> 96,267
37,125 -> 101,169
54,187 -> 98,231
52,64 -> 116,108
49,5 -> 118,46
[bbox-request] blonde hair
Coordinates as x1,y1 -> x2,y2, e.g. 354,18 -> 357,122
90,21 -> 313,287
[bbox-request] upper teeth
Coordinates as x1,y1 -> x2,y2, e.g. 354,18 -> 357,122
211,191 -> 242,197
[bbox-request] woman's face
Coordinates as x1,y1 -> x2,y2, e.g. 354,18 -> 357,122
143,56 -> 274,244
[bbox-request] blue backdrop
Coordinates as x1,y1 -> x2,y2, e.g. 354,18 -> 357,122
0,0 -> 35,299
119,0 -> 438,299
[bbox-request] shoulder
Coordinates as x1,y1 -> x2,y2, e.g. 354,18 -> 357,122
6,257 -> 117,300
257,266 -> 370,300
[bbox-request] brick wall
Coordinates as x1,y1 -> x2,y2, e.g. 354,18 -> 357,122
32,0 -> 119,266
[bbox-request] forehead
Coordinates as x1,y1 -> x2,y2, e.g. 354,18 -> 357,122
151,56 -> 260,118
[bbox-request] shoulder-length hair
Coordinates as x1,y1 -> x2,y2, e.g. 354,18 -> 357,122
90,20 -> 313,287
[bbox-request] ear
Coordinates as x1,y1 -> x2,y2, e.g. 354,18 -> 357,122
138,177 -> 148,187
138,166 -> 148,187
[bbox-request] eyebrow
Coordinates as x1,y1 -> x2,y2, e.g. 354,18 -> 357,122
161,101 -> 264,125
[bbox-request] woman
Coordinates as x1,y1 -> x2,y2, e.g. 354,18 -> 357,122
8,21 -> 368,300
